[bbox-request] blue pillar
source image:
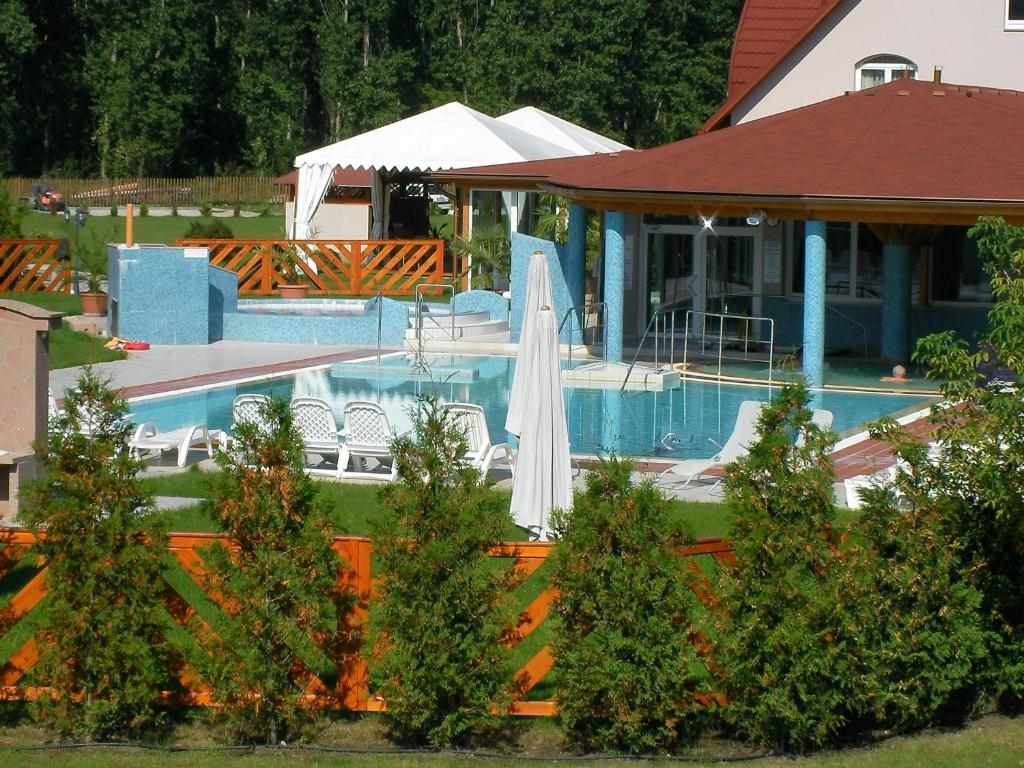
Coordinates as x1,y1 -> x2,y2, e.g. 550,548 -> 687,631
603,211 -> 625,364
802,221 -> 826,389
880,243 -> 913,362
566,204 -> 587,309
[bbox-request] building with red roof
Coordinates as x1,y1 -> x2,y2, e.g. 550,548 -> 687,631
432,2 -> 1024,387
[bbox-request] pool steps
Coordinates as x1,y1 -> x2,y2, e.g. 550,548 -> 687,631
405,308 -> 510,342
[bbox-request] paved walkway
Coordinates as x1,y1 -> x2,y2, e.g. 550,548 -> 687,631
49,340 -> 397,399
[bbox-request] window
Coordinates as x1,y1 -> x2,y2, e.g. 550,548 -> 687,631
1009,0 -> 1024,29
789,221 -> 917,302
930,227 -> 993,303
855,55 -> 917,90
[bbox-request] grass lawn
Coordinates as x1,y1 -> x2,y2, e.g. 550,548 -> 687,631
19,211 -> 286,243
141,469 -> 729,539
0,293 -> 125,369
0,714 -> 1019,767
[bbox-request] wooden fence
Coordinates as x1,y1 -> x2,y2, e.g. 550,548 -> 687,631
0,240 -> 70,293
179,238 -> 447,297
3,177 -> 282,208
0,530 -> 735,715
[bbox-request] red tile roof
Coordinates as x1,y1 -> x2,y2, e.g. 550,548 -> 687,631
702,0 -> 846,132
435,82 -> 1024,206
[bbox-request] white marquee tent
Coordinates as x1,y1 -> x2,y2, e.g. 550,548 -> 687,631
291,102 -> 630,239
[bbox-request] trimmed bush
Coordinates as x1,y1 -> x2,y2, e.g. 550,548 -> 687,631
550,457 -> 705,754
193,397 -> 349,744
367,397 -> 520,746
20,370 -> 169,739
711,384 -> 865,751
184,218 -> 234,239
849,422 -> 987,731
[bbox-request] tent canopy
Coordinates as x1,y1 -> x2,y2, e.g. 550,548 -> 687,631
496,107 -> 631,155
295,102 -> 572,174
291,102 -> 629,238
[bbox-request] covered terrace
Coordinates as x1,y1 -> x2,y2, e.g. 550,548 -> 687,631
432,79 -> 1024,387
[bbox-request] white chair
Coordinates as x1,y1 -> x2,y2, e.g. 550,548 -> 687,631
232,393 -> 272,434
339,401 -> 405,482
444,402 -> 515,482
657,400 -> 765,489
290,397 -> 344,476
795,409 -> 834,447
129,422 -> 221,467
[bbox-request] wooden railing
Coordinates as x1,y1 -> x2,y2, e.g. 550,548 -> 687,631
0,530 -> 735,715
0,240 -> 70,293
178,239 -> 447,297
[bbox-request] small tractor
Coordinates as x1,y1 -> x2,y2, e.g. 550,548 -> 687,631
29,183 -> 66,213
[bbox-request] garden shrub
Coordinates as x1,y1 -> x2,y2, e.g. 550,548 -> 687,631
20,370 -> 170,740
368,396 -> 520,746
903,216 -> 1024,707
0,188 -> 25,237
847,422 -> 988,731
711,383 -> 866,751
549,457 -> 705,754
193,397 -> 350,744
184,218 -> 234,239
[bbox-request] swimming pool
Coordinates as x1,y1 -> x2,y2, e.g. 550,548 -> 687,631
128,353 -> 934,460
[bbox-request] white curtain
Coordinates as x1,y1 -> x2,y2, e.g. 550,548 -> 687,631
293,163 -> 335,239
369,169 -> 391,240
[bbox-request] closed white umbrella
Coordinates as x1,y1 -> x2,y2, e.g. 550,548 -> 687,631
506,250 -> 552,437
508,305 -> 572,540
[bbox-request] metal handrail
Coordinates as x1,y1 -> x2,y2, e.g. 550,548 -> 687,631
619,304 -> 682,392
558,301 -> 607,368
375,289 -> 384,365
711,290 -> 868,359
683,309 -> 775,385
414,283 -> 456,363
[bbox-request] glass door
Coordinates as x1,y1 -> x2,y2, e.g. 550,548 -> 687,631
646,230 -> 698,322
702,231 -> 758,338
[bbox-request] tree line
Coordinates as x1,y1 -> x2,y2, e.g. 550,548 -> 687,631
0,0 -> 741,179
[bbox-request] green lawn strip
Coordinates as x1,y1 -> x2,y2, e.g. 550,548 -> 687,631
48,322 -> 126,369
0,715 -> 1021,767
19,213 -> 286,243
0,292 -> 81,315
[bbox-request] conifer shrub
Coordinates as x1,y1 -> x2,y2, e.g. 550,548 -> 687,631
549,457 -> 705,754
184,219 -> 234,239
847,422 -> 987,731
368,396 -> 521,746
900,216 -> 1024,707
193,397 -> 350,744
20,370 -> 170,740
711,384 -> 866,751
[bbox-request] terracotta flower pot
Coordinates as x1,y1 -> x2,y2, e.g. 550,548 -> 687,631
81,292 -> 107,317
278,284 -> 309,299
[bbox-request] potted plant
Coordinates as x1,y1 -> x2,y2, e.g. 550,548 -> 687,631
78,239 -> 109,317
272,244 -> 309,299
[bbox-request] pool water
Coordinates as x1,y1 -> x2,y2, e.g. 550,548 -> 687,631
128,354 -> 934,460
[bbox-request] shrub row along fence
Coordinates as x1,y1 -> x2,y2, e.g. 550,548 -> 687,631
178,238 -> 447,297
0,529 -> 735,715
0,240 -> 69,293
3,177 -> 282,208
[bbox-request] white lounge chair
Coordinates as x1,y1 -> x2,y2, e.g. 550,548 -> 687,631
290,397 -> 344,476
658,400 -> 765,489
129,422 -> 222,467
339,401 -> 405,482
444,402 -> 515,482
795,409 -> 834,447
232,393 -> 272,434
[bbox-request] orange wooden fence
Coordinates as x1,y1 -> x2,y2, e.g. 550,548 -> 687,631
177,239 -> 446,297
0,530 -> 735,715
0,240 -> 70,293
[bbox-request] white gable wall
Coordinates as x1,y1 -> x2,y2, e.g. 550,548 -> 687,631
733,0 -> 1024,124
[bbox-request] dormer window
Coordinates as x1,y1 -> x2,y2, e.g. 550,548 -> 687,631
855,55 -> 917,90
1009,0 -> 1024,29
